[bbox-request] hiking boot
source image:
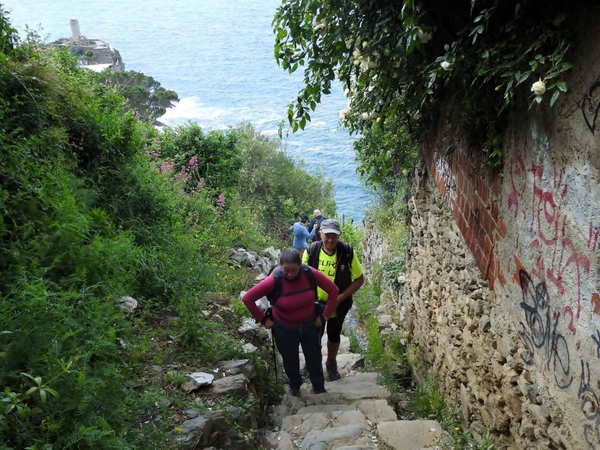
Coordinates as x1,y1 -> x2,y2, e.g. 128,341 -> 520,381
289,385 -> 301,397
313,387 -> 327,394
326,360 -> 341,381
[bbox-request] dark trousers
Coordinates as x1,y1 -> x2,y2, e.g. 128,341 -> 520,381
272,318 -> 324,391
318,298 -> 353,343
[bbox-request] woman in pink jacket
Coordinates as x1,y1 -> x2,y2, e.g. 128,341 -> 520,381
242,248 -> 338,396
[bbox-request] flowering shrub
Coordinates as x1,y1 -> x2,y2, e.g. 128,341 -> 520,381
274,0 -> 586,164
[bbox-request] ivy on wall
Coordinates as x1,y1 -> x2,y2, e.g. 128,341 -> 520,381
273,0 -> 594,167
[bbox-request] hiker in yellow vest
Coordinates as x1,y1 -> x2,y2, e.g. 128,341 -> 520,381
303,219 -> 364,381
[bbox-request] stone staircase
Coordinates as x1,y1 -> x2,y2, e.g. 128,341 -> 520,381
261,335 -> 446,450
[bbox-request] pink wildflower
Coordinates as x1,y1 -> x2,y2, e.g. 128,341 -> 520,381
175,165 -> 188,183
216,193 -> 226,208
189,155 -> 198,167
160,161 -> 174,173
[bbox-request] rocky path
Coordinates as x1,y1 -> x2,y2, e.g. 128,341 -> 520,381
261,335 -> 446,450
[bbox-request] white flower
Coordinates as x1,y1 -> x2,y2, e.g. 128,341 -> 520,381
441,61 -> 451,71
362,40 -> 370,48
312,18 -> 327,32
362,112 -> 370,120
531,79 -> 546,96
339,109 -> 349,121
417,28 -> 432,44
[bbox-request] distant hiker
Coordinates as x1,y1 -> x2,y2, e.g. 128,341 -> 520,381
303,219 -> 364,381
289,214 -> 317,257
307,209 -> 327,242
242,248 -> 338,396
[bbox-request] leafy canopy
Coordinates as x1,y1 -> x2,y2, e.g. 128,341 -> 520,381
93,69 -> 179,123
273,0 -> 589,163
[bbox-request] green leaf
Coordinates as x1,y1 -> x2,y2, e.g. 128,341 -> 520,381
557,81 -> 568,92
516,72 -> 529,84
550,90 -> 560,107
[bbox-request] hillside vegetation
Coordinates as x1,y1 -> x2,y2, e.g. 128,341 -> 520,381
0,10 -> 336,449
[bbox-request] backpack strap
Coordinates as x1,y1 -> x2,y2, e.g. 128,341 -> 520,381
307,241 -> 322,269
269,264 -> 317,305
336,241 -> 353,268
301,264 -> 318,300
269,267 -> 284,305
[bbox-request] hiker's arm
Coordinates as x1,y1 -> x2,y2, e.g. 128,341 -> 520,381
242,277 -> 275,325
314,269 -> 339,320
337,251 -> 365,304
337,274 -> 364,304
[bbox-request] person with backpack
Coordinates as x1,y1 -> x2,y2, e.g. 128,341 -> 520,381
307,209 -> 327,242
289,214 -> 318,257
242,248 -> 338,396
303,218 -> 364,381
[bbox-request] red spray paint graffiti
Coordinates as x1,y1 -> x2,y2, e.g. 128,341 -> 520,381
508,151 -> 592,330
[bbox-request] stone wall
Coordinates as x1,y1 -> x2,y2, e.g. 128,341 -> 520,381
364,6 -> 600,450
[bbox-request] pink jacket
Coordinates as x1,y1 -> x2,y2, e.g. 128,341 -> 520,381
242,266 -> 338,326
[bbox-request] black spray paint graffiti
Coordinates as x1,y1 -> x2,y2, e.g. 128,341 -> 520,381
518,269 -> 573,389
592,330 -> 600,359
578,360 -> 600,448
583,81 -> 600,134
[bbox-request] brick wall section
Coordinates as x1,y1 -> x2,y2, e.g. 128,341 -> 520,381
420,130 -> 506,290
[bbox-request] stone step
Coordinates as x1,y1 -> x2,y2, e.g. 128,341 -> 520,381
263,334 -> 446,450
377,420 -> 445,450
264,423 -> 377,450
266,375 -> 446,449
298,399 -> 396,424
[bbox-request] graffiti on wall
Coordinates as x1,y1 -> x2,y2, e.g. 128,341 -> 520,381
578,359 -> 600,448
582,81 -> 600,134
518,269 -> 573,389
519,269 -> 600,448
509,142 -> 600,447
508,153 -> 592,324
434,150 -> 456,208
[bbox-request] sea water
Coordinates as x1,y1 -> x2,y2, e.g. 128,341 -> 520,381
6,0 -> 370,223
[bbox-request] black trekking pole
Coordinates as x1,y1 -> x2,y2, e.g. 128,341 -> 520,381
271,329 -> 278,380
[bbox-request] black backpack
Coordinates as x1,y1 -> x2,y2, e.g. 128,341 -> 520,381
307,240 -> 354,294
266,264 -> 318,305
312,216 -> 328,241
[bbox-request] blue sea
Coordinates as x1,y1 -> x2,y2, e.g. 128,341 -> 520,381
6,0 -> 370,224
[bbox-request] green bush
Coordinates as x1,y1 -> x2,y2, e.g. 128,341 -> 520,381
233,123 -> 337,241
0,9 -> 337,448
